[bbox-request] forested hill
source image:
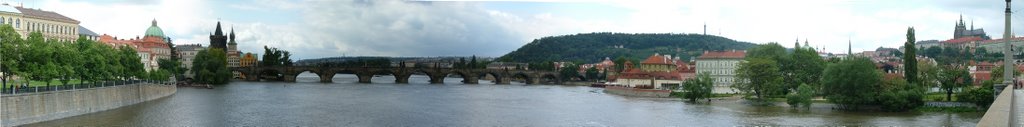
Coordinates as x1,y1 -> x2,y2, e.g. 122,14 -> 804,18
496,32 -> 757,63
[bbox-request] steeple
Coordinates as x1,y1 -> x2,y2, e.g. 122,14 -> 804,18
151,18 -> 157,26
230,26 -> 236,41
214,21 -> 223,36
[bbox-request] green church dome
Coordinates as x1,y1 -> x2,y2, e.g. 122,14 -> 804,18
145,19 -> 164,38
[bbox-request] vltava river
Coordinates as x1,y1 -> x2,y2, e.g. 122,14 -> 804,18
27,73 -> 982,126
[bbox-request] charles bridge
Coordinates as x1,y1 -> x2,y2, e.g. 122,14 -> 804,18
229,66 -> 563,84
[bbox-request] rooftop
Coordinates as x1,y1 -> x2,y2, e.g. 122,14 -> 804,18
698,50 -> 746,59
78,26 -> 98,36
14,6 -> 78,24
942,36 -> 984,45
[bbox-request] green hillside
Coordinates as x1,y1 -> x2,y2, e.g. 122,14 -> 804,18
497,32 -> 757,63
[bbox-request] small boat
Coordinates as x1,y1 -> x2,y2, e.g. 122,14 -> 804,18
590,82 -> 610,88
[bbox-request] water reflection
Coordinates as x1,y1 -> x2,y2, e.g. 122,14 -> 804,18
26,73 -> 981,126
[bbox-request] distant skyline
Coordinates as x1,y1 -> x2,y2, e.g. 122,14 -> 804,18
22,0 -> 1024,59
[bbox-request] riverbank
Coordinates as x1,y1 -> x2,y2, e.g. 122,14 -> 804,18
0,83 -> 176,127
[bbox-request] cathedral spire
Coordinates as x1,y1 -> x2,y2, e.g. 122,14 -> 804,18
971,19 -> 974,30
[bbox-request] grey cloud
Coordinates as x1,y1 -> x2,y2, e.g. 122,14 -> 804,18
258,0 -> 526,59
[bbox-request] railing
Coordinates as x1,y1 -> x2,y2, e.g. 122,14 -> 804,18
0,80 -> 175,95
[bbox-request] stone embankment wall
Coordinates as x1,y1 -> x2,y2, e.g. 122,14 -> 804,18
0,84 -> 176,127
604,86 -> 671,97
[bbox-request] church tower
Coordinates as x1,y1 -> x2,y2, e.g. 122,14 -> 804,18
209,21 -> 228,52
228,27 -> 237,52
954,15 -> 967,39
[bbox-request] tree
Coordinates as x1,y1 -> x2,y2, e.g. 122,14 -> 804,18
118,45 -> 145,81
735,57 -> 783,103
192,48 -> 232,84
917,61 -> 941,88
0,24 -> 23,89
470,55 -> 478,69
585,67 -> 599,81
746,43 -> 793,94
991,65 -> 1020,83
787,83 -> 813,108
559,63 -> 580,81
682,72 -> 714,102
904,27 -> 919,84
822,57 -> 882,110
939,67 -> 971,102
958,80 -> 995,108
877,76 -> 925,112
158,58 -> 185,80
613,56 -> 628,72
790,43 -> 826,94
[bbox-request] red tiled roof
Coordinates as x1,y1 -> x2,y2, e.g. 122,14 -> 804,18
980,37 -> 1024,44
641,54 -> 673,65
698,50 -> 746,59
943,36 -> 984,45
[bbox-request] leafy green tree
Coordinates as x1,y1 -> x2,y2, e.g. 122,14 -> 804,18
682,72 -> 714,102
613,56 -> 628,72
958,80 -> 995,108
470,55 -> 478,69
584,67 -> 599,81
877,76 -> 925,111
787,83 -> 813,108
790,43 -> 826,93
822,57 -> 882,110
23,32 -> 59,87
261,46 -> 280,67
746,43 -> 794,95
917,61 -> 941,88
904,27 -> 919,84
559,63 -> 580,81
991,65 -> 1020,83
0,24 -> 22,89
735,57 -> 783,103
118,45 -> 145,81
192,48 -> 232,84
54,41 -> 78,85
939,67 -> 971,102
158,58 -> 186,80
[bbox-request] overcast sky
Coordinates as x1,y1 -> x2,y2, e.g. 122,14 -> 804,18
22,0 -> 1024,60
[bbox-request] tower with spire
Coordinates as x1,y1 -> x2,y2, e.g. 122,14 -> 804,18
954,15 -> 991,39
209,21 -> 228,52
226,26 -> 242,69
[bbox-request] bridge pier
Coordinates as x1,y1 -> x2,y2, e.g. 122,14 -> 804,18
525,78 -> 540,84
357,74 -> 372,83
245,73 -> 259,81
283,74 -> 297,82
319,73 -> 334,83
495,78 -> 510,84
463,76 -> 479,84
429,75 -> 444,84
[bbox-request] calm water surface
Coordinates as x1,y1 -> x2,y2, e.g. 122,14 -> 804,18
27,73 -> 982,126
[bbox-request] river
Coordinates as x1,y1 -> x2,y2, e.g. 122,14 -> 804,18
25,73 -> 982,126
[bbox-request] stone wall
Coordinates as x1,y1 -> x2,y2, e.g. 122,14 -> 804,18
0,84 -> 176,127
604,86 -> 671,97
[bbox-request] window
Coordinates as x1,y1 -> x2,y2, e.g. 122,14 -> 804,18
1,17 -> 4,24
